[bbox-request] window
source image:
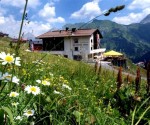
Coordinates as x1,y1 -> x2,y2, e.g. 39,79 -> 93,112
73,55 -> 82,61
43,38 -> 64,51
91,39 -> 93,46
64,55 -> 68,58
74,38 -> 78,43
88,54 -> 92,58
74,47 -> 78,51
91,47 -> 93,50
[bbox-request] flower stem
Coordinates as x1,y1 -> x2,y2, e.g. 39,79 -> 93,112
15,0 -> 28,56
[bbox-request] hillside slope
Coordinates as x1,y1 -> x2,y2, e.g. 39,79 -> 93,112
0,37 -> 149,125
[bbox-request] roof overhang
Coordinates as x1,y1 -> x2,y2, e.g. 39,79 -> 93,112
91,48 -> 106,54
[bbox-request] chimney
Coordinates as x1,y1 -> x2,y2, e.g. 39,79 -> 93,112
72,28 -> 76,32
66,27 -> 69,31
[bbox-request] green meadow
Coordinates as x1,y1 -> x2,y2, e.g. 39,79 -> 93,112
0,37 -> 149,125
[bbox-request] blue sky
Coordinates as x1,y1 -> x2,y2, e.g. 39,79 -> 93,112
0,0 -> 150,37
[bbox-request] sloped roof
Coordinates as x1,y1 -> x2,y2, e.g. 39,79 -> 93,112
37,29 -> 102,39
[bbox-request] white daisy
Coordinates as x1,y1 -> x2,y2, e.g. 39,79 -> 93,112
0,52 -> 21,66
25,85 -> 40,95
14,57 -> 21,66
62,84 -> 72,91
12,76 -> 20,84
36,79 -> 50,86
54,90 -> 63,95
9,92 -> 19,97
0,72 -> 11,81
0,72 -> 20,84
23,109 -> 34,117
0,52 -> 14,65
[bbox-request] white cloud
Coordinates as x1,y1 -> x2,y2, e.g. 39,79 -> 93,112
23,21 -> 51,36
128,0 -> 150,10
39,3 -> 65,24
0,8 -> 6,25
112,8 -> 150,25
0,15 -> 20,37
47,17 -> 65,23
0,16 -> 5,25
0,15 -> 51,37
70,0 -> 102,20
39,3 -> 55,18
112,0 -> 150,25
0,0 -> 40,9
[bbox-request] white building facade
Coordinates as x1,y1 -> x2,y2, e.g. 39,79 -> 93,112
37,28 -> 106,61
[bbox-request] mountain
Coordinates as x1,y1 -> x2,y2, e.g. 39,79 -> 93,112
134,51 -> 150,63
63,15 -> 150,62
140,14 -> 150,24
23,32 -> 35,40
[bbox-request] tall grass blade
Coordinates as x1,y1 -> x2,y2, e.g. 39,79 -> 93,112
135,106 -> 150,125
136,97 -> 150,113
131,106 -> 137,125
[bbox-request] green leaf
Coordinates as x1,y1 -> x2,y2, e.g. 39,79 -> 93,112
1,107 -> 15,125
46,96 -> 51,102
73,110 -> 83,123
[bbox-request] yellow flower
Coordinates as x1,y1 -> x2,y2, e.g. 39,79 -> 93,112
64,80 -> 69,84
59,76 -> 64,81
36,80 -> 50,86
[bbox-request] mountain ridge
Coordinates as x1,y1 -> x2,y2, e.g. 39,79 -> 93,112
140,14 -> 150,24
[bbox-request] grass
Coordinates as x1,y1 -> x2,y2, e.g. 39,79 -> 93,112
0,38 -> 150,125
126,59 -> 146,77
